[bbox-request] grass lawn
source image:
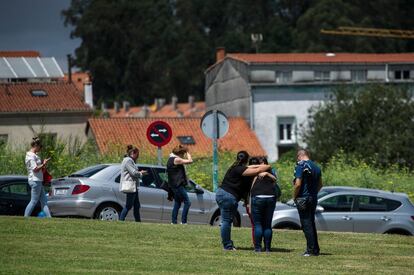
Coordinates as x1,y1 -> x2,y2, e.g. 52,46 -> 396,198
0,217 -> 413,274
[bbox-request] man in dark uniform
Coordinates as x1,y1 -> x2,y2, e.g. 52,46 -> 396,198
293,149 -> 323,256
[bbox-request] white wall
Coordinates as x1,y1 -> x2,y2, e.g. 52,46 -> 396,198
0,114 -> 89,148
252,87 -> 328,162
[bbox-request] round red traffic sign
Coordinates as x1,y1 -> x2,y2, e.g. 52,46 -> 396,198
146,121 -> 172,147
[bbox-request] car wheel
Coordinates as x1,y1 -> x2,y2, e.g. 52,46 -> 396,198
273,222 -> 301,230
211,211 -> 221,226
210,210 -> 241,227
94,204 -> 121,221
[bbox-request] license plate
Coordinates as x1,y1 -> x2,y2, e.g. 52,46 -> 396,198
55,189 -> 68,195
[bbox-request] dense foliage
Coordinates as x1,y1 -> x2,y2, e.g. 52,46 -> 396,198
304,84 -> 414,169
63,0 -> 414,105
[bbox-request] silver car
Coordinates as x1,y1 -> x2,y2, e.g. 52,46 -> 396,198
272,186 -> 414,235
48,164 -> 249,226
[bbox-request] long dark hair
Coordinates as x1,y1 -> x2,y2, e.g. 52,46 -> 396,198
230,151 -> 249,169
125,144 -> 139,157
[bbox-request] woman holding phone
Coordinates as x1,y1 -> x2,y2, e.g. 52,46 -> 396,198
24,137 -> 52,218
119,145 -> 147,222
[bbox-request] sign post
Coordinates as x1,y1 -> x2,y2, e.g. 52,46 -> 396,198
200,110 -> 229,192
146,121 -> 172,165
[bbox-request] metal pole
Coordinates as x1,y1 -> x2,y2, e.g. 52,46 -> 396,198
213,110 -> 218,192
157,146 -> 162,166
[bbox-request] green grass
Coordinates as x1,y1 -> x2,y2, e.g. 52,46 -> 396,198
0,217 -> 413,274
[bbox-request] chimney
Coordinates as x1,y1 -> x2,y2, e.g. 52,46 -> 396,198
154,98 -> 160,111
101,102 -> 107,112
114,101 -> 120,113
171,96 -> 178,110
67,54 -> 72,83
188,95 -> 195,109
84,77 -> 93,108
123,101 -> 130,112
216,47 -> 225,62
159,98 -> 166,108
143,105 -> 149,118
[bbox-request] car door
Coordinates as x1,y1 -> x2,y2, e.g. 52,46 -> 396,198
0,181 -> 39,216
113,167 -> 164,221
154,168 -> 211,224
317,194 -> 355,232
352,195 -> 399,233
137,167 -> 165,222
184,180 -> 212,224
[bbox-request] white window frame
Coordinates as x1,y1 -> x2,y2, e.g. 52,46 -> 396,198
276,71 -> 292,83
351,70 -> 367,82
314,71 -> 330,82
277,117 -> 296,144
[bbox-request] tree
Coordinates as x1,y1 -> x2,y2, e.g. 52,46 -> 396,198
304,84 -> 414,168
62,0 -> 414,105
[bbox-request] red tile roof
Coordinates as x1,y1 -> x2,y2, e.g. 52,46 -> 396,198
0,83 -> 92,113
227,53 -> 414,64
88,117 -> 266,158
108,106 -> 143,118
0,51 -> 41,57
151,102 -> 206,118
108,102 -> 206,118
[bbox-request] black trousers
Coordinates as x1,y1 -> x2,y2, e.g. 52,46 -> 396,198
297,197 -> 320,254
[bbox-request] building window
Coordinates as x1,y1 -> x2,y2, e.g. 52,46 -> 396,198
278,117 -> 295,144
314,71 -> 330,81
351,70 -> 367,82
177,136 -> 195,145
276,71 -> 292,83
0,134 -> 8,147
30,90 -> 48,97
394,70 -> 410,80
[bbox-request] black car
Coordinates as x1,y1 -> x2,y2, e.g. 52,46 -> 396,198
0,175 -> 41,216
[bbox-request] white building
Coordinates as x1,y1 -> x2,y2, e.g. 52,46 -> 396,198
205,48 -> 414,161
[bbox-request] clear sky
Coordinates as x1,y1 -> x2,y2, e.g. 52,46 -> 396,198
0,0 -> 81,73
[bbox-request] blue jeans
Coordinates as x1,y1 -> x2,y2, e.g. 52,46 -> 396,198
24,180 -> 51,218
297,196 -> 320,254
251,196 -> 276,251
215,188 -> 238,249
120,191 -> 141,221
171,185 -> 191,224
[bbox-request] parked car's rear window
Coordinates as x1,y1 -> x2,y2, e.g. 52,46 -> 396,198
357,196 -> 402,212
69,164 -> 110,178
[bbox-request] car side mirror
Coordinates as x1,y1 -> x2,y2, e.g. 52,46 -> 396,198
194,185 -> 204,194
316,205 -> 324,213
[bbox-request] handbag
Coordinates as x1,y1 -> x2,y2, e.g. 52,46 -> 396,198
42,167 -> 52,186
120,180 -> 136,193
294,197 -> 310,211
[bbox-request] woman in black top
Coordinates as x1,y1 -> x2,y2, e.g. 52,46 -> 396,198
166,145 -> 193,224
215,151 -> 270,251
249,156 -> 278,252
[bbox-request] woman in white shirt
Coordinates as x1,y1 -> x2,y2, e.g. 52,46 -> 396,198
24,137 -> 51,217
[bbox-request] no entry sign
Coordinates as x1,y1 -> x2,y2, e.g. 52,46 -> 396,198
146,120 -> 172,147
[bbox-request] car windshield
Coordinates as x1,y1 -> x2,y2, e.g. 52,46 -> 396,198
69,164 -> 110,178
